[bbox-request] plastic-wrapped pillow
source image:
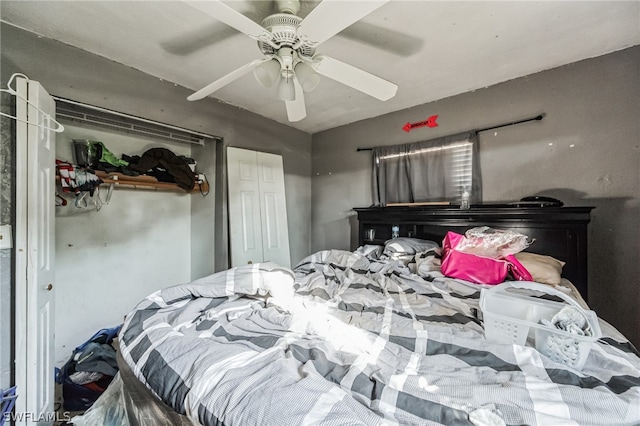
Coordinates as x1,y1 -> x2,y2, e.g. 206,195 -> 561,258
457,226 -> 531,258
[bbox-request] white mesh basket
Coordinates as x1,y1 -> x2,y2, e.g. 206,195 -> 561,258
480,281 -> 601,370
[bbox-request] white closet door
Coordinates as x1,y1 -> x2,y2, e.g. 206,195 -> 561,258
256,152 -> 290,268
227,147 -> 264,266
227,147 -> 290,268
14,77 -> 56,425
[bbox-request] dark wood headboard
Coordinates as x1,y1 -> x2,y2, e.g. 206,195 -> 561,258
353,206 -> 593,299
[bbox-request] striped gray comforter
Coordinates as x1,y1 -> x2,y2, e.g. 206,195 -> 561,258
119,249 -> 640,426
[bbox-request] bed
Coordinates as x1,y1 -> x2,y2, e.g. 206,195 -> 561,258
73,237 -> 640,426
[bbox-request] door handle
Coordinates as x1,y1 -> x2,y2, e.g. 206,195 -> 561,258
46,283 -> 53,291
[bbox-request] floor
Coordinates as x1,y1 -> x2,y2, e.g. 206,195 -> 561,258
54,383 -> 84,425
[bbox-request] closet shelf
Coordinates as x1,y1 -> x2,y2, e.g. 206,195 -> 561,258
56,171 -> 209,193
95,171 -> 208,193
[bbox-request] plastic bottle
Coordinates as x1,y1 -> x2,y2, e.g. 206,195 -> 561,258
392,225 -> 400,238
460,188 -> 470,210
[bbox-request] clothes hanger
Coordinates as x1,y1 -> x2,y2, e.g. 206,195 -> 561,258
55,192 -> 68,207
0,73 -> 65,133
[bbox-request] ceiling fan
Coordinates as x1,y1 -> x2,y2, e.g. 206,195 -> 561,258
185,0 -> 398,122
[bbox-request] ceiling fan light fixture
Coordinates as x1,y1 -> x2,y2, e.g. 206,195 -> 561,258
253,59 -> 281,88
278,74 -> 296,101
294,62 -> 320,92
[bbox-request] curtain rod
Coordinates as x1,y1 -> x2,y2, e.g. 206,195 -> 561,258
356,113 -> 545,152
475,113 -> 545,133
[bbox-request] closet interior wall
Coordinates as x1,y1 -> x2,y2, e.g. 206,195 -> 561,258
54,121 -> 217,367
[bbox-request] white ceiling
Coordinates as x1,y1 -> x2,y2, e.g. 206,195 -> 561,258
1,1 -> 638,134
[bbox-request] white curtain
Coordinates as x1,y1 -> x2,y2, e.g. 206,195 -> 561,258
372,132 -> 482,206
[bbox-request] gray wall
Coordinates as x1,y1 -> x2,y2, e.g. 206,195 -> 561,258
311,46 -> 640,347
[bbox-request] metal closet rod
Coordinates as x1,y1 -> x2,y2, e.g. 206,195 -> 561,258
356,113 -> 545,152
52,95 -> 221,141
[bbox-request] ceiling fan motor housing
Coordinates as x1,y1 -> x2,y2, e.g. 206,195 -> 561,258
258,13 -> 315,58
275,0 -> 300,15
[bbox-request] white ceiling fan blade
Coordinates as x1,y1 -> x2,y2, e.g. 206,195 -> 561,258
298,0 -> 390,47
313,55 -> 397,101
187,58 -> 270,101
285,78 -> 306,122
183,0 -> 270,39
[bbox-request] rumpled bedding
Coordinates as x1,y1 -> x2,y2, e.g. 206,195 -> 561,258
113,249 -> 640,426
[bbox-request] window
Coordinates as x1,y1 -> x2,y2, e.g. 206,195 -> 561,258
372,132 -> 481,206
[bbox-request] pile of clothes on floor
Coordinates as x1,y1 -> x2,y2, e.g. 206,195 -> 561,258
55,325 -> 121,411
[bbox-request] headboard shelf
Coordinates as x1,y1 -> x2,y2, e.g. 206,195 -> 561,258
354,206 -> 594,299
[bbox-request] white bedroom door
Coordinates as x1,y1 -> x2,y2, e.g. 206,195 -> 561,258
227,147 -> 291,268
14,76 -> 56,425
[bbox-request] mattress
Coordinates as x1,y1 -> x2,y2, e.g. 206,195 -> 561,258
79,248 -> 640,425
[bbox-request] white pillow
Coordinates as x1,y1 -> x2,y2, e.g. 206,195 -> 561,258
514,252 -> 565,286
383,238 -> 439,257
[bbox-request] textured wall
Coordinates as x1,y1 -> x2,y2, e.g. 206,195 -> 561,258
311,46 -> 640,347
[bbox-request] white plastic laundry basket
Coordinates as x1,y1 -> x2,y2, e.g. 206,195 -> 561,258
480,281 -> 601,370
